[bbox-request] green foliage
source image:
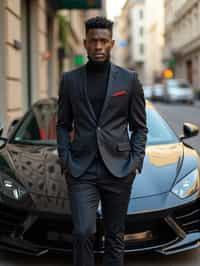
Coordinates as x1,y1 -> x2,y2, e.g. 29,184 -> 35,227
58,14 -> 69,52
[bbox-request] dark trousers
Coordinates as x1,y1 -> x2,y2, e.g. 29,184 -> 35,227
67,155 -> 135,266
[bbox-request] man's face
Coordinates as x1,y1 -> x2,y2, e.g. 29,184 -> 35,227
84,28 -> 115,62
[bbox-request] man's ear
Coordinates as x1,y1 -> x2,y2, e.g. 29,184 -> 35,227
111,40 -> 115,48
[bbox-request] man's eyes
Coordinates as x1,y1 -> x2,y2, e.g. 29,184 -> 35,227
91,39 -> 109,44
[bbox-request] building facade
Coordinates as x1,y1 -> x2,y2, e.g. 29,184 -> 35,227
0,0 -> 59,130
0,0 -> 106,131
112,1 -> 131,69
164,0 -> 200,88
112,0 -> 164,85
129,0 -> 146,81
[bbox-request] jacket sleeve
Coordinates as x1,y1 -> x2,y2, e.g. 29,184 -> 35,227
128,72 -> 148,173
56,73 -> 74,168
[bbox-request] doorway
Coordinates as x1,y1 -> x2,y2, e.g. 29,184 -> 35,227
186,59 -> 193,84
0,0 -> 6,126
21,0 -> 32,111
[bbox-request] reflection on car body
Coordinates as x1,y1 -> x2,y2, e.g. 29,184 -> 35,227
0,98 -> 200,256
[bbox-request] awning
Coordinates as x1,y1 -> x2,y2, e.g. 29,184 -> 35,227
53,0 -> 102,10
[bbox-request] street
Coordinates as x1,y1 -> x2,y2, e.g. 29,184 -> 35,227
154,101 -> 200,152
0,249 -> 200,266
0,101 -> 200,265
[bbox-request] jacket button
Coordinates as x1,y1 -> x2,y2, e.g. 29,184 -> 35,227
97,127 -> 101,131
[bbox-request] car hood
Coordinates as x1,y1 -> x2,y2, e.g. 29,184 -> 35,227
130,142 -> 198,198
0,142 -> 198,201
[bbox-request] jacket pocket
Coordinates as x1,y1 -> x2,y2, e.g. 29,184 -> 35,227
117,142 -> 131,151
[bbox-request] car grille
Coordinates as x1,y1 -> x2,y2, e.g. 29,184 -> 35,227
95,214 -> 177,251
125,216 -> 176,250
23,216 -> 74,249
21,200 -> 200,252
23,214 -> 177,252
0,204 -> 27,233
172,200 -> 200,233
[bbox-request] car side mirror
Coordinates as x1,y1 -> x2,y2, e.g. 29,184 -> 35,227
180,122 -> 199,140
0,122 -> 3,137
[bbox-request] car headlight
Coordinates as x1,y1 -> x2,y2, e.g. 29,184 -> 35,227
172,169 -> 200,198
0,176 -> 27,200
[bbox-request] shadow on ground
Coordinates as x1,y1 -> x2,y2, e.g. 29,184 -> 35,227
0,249 -> 199,266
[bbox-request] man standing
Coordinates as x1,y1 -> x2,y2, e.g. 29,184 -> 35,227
57,17 -> 147,266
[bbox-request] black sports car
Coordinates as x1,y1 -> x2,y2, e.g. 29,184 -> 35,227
0,98 -> 200,256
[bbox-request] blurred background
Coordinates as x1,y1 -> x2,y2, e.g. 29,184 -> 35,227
0,0 -> 200,132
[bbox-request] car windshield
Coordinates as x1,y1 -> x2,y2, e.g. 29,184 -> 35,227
12,101 -> 58,145
144,107 -> 178,145
11,102 -> 178,146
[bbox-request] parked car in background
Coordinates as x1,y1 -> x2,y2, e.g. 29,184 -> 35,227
164,79 -> 195,104
143,85 -> 153,100
151,83 -> 165,101
0,99 -> 200,256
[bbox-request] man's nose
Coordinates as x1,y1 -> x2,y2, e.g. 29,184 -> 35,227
95,41 -> 103,50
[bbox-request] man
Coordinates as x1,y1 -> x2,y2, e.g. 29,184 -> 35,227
57,17 -> 147,266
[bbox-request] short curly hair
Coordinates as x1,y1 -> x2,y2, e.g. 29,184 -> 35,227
85,16 -> 113,35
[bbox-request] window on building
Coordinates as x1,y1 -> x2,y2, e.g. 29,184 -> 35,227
139,44 -> 144,54
139,27 -> 144,36
139,9 -> 143,19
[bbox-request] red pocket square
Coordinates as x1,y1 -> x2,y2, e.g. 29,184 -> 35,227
112,90 -> 128,96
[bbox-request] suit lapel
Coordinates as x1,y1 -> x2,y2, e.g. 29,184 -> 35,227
81,66 -> 97,122
80,63 -> 118,124
98,63 -> 118,124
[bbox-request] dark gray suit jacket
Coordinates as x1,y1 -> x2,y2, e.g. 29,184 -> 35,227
56,63 -> 148,178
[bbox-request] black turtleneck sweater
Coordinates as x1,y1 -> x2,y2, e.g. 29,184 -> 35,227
86,59 -> 111,120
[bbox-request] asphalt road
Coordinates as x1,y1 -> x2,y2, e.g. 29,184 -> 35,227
154,101 -> 200,151
0,101 -> 200,265
0,250 -> 200,266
